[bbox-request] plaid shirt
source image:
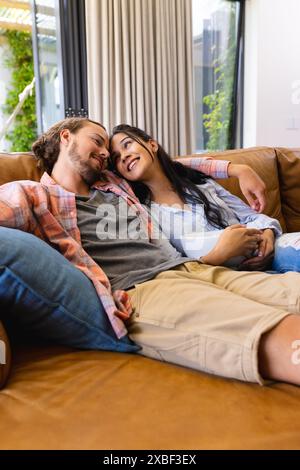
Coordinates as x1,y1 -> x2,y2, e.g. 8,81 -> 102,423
0,157 -> 229,339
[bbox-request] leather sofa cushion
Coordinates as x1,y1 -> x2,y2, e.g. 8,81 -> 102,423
1,344 -> 300,449
0,153 -> 42,186
276,148 -> 300,233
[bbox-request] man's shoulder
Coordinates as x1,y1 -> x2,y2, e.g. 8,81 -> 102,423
0,179 -> 43,192
0,180 -> 50,203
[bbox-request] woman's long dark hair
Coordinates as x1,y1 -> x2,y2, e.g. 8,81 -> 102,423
110,124 -> 228,229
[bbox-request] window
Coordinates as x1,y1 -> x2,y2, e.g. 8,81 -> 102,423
0,0 -> 36,151
31,0 -> 64,133
193,0 -> 244,151
31,0 -> 88,133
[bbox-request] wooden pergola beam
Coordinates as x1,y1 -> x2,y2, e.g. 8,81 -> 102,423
0,1 -> 55,18
0,21 -> 55,37
0,20 -> 31,31
0,0 -> 30,10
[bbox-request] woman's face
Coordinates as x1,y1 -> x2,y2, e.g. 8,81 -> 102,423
110,132 -> 158,181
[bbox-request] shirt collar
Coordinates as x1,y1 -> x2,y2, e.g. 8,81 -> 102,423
40,172 -> 58,186
40,170 -> 139,201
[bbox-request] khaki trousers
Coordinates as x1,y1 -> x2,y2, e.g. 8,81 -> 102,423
126,262 -> 300,384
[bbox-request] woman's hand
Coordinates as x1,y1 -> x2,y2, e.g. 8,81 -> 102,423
241,228 -> 275,270
113,290 -> 133,320
228,164 -> 267,213
201,224 -> 263,266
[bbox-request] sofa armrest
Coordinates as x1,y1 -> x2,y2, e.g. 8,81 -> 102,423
0,321 -> 11,389
276,148 -> 300,232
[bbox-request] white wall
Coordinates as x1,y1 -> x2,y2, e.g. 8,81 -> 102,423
244,0 -> 300,147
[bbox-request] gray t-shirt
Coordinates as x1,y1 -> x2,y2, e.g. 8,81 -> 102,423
76,190 -> 192,290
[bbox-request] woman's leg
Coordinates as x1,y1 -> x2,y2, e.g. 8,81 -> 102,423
272,232 -> 300,273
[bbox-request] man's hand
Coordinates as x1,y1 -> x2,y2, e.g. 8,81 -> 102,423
113,290 -> 133,320
228,163 -> 267,213
241,228 -> 275,270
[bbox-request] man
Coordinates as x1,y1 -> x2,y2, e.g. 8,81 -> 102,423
0,117 -> 299,386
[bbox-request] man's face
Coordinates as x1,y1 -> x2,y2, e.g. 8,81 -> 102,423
67,122 -> 110,185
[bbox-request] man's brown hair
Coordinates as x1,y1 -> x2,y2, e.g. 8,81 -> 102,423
32,117 -> 106,174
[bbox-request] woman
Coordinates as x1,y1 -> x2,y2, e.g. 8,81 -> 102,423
109,124 -> 298,273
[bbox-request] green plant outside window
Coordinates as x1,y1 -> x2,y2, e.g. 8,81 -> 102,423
202,4 -> 236,151
1,30 -> 37,152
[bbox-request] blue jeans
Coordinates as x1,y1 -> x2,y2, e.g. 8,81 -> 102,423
0,227 -> 138,353
272,232 -> 300,273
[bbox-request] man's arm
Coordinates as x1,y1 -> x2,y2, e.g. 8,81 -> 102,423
227,163 -> 266,213
177,156 -> 267,213
177,156 -> 229,179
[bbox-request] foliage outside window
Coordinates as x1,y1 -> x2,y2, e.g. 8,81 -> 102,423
1,30 -> 37,151
193,0 -> 240,152
203,4 -> 236,151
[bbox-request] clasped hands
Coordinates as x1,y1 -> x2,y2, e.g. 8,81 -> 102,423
201,225 -> 275,270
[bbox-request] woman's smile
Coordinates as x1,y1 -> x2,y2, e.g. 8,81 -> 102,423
126,157 -> 140,172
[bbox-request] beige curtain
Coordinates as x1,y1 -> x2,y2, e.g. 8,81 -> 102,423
85,0 -> 195,156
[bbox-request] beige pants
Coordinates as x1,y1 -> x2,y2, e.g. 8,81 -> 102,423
126,262 -> 300,384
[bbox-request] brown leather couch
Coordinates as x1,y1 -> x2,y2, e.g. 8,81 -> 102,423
1,147 -> 300,450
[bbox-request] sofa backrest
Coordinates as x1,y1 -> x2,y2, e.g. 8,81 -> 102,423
1,146 -> 300,232
0,153 -> 42,185
275,148 -> 300,232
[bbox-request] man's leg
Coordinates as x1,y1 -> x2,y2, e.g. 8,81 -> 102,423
179,262 -> 300,385
0,227 -> 137,352
127,268 -> 294,384
128,270 -> 300,383
259,315 -> 300,385
181,261 -> 300,314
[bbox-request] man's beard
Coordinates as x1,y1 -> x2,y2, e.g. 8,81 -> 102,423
68,142 -> 103,186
